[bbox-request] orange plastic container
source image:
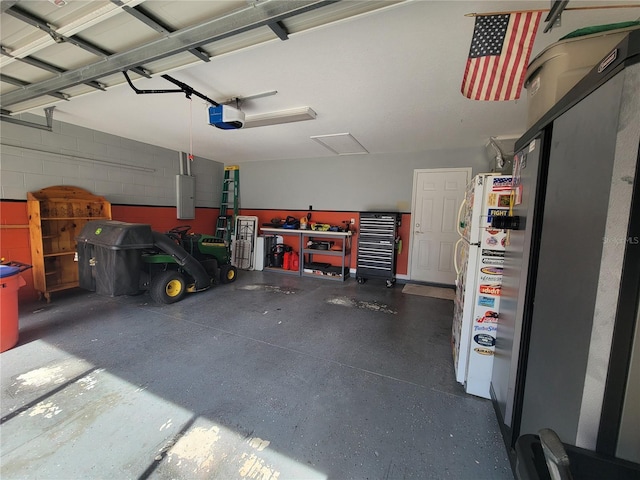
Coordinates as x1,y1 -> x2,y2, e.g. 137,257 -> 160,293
1,264 -> 27,353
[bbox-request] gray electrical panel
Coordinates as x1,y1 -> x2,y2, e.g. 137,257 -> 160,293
176,174 -> 195,219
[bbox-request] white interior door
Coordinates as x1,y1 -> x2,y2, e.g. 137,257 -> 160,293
410,168 -> 471,285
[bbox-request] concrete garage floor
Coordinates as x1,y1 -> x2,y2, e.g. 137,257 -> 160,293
1,271 -> 513,480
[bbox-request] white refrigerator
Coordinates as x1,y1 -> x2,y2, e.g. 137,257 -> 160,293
452,173 -> 512,399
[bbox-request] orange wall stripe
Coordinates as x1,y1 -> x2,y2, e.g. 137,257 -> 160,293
1,201 -> 410,302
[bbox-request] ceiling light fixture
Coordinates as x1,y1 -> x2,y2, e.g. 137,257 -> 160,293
243,106 -> 316,128
310,133 -> 368,155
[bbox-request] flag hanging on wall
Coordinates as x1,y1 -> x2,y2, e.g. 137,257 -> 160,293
461,11 -> 543,101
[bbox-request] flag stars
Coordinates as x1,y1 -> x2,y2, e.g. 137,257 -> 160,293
469,14 -> 510,58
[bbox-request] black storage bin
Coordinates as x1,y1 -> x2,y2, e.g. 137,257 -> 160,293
77,220 -> 154,296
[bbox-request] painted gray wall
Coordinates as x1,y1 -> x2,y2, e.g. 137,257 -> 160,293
1,113 -> 222,207
2,114 -> 489,212
237,147 -> 488,212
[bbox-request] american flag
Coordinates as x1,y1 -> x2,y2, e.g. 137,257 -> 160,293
461,11 -> 542,101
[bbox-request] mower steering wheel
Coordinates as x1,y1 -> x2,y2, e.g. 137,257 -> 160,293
168,225 -> 191,237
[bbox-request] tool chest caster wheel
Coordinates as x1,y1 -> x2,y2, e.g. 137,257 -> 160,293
357,277 -> 366,284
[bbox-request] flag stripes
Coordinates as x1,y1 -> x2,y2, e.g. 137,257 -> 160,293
461,11 -> 542,101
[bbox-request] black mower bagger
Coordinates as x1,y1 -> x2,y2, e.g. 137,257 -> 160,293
77,220 -> 237,304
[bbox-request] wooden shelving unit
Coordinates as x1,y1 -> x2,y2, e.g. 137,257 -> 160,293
28,186 -> 111,302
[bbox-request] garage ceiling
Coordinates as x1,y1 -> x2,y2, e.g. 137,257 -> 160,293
2,0 -> 640,163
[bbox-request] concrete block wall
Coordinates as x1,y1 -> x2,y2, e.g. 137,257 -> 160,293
1,113 -> 221,207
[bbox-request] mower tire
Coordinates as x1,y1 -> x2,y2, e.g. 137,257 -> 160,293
150,270 -> 187,304
219,264 -> 237,284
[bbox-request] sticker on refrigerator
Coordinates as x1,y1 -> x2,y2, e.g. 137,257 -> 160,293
482,249 -> 504,258
474,324 -> 497,332
498,194 -> 511,207
482,257 -> 504,265
492,177 -> 513,191
487,193 -> 498,207
474,347 -> 495,356
480,275 -> 502,283
477,311 -> 498,323
478,296 -> 495,307
474,334 -> 496,347
486,236 -> 498,246
480,266 -> 503,275
479,284 -> 501,296
487,208 -> 509,220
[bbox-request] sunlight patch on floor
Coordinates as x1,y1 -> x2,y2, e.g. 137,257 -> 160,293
1,345 -> 326,480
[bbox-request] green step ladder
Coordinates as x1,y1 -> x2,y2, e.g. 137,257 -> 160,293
215,165 -> 239,244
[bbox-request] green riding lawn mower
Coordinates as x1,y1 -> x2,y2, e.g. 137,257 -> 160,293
77,220 -> 237,304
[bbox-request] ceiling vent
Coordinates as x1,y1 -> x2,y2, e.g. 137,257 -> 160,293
311,133 -> 368,155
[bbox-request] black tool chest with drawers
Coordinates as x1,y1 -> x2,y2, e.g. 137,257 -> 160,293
356,212 -> 400,287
